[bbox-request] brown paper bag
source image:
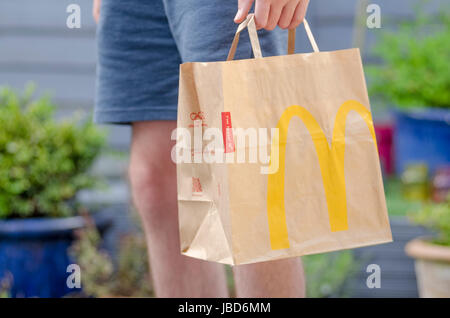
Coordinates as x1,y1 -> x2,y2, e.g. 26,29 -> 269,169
176,14 -> 392,265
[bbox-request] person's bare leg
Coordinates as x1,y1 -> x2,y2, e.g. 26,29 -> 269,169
129,121 -> 229,297
233,258 -> 305,298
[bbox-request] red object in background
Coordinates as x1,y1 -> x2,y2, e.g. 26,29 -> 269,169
375,123 -> 394,175
432,166 -> 450,202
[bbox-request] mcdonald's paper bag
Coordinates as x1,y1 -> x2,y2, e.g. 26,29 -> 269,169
176,15 -> 392,265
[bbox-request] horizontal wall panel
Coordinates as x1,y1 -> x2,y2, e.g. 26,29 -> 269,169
0,71 -> 95,101
0,35 -> 96,65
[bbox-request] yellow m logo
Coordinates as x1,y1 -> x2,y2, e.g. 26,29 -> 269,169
267,100 -> 378,250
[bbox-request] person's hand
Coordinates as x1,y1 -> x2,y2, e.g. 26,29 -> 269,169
93,0 -> 101,23
234,0 -> 310,30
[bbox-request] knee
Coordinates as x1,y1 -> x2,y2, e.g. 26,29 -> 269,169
128,156 -> 176,211
128,121 -> 177,219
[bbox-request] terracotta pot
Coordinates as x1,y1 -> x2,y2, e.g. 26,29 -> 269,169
405,238 -> 450,297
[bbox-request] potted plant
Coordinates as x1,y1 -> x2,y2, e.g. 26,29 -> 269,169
368,10 -> 450,174
0,86 -> 109,297
405,195 -> 450,297
69,224 -> 153,298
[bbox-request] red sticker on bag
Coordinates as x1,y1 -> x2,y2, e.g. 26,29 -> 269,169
221,112 -> 235,153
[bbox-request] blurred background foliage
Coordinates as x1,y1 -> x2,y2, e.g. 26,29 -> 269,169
385,177 -> 423,216
303,251 -> 357,298
0,87 -> 106,218
70,221 -> 153,298
411,195 -> 450,246
368,8 -> 450,109
0,274 -> 11,298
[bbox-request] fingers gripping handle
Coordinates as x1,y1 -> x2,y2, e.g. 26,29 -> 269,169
227,15 -> 320,60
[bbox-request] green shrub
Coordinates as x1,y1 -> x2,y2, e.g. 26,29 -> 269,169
0,86 -> 106,218
410,195 -> 450,246
303,251 -> 356,298
70,223 -> 153,297
368,10 -> 450,109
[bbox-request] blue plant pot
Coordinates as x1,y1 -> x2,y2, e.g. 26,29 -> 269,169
0,211 -> 112,298
394,108 -> 450,174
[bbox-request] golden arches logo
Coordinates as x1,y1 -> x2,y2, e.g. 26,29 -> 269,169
267,100 -> 377,250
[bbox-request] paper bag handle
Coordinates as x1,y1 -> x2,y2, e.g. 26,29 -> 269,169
227,15 -> 320,60
227,14 -> 262,61
287,19 -> 320,54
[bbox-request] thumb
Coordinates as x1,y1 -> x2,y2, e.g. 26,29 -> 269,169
234,0 -> 254,23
